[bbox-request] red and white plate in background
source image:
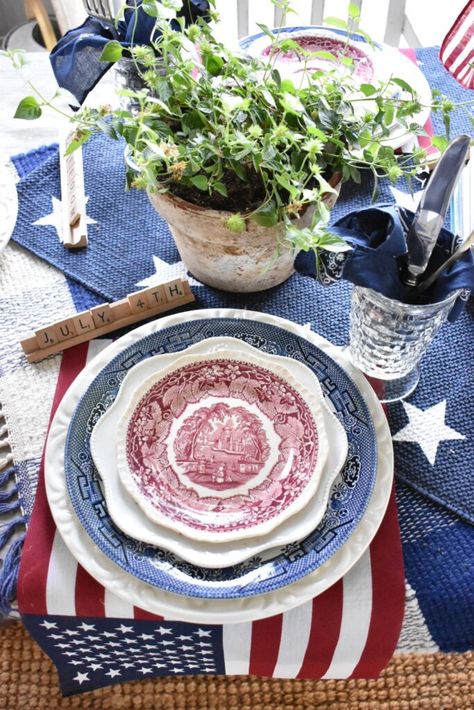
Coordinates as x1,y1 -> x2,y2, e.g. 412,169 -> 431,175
240,26 -> 432,150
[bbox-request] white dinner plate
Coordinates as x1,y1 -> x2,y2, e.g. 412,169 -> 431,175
91,337 -> 348,567
45,309 -> 393,624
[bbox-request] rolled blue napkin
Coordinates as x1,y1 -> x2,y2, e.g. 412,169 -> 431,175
50,0 -> 210,105
294,205 -> 474,321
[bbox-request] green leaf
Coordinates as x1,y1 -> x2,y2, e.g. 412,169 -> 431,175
280,78 -> 297,94
190,175 -> 208,191
141,1 -> 159,17
384,105 -> 395,127
256,23 -> 275,40
311,50 -> 337,62
181,109 -> 206,131
348,2 -> 361,20
431,135 -> 448,152
359,83 -> 377,96
275,173 -> 293,193
203,52 -> 224,76
100,40 -> 123,63
319,232 -> 352,251
64,130 -> 92,155
213,181 -> 228,197
390,77 -> 414,94
323,17 -> 348,30
340,56 -> 354,69
14,96 -> 42,120
253,201 -> 278,227
280,92 -> 304,115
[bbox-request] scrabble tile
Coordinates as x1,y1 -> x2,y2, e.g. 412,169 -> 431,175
36,326 -> 60,350
145,285 -> 167,309
164,279 -> 184,302
54,317 -> 77,342
127,292 -> 151,314
90,304 -> 113,328
72,311 -> 95,335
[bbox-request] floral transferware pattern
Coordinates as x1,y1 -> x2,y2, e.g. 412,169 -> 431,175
119,354 -> 322,539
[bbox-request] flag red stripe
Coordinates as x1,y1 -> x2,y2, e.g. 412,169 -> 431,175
249,615 -> 283,676
349,485 -> 405,678
297,580 -> 344,678
133,607 -> 164,621
17,343 -> 90,615
75,566 -> 106,617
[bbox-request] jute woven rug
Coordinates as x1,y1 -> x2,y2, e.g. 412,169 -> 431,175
0,622 -> 472,709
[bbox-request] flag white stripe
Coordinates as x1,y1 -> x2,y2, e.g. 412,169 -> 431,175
222,621 -> 253,674
104,588 -> 135,617
46,531 -> 78,615
321,550 -> 372,679
272,600 -> 313,678
86,338 -> 113,362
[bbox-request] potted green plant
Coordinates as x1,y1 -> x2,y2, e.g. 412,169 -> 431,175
8,0 -> 454,292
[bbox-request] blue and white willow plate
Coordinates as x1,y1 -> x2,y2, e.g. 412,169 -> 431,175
63,314 -> 378,600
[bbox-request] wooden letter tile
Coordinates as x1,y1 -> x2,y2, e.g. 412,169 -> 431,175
145,285 -> 167,308
164,279 -> 184,302
127,292 -> 150,314
54,317 -> 77,343
36,326 -> 60,350
90,304 -> 113,328
72,311 -> 95,335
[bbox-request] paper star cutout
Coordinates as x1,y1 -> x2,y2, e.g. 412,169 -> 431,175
73,672 -> 89,685
40,620 -> 57,629
393,400 -> 465,466
136,256 -> 202,289
32,196 -> 96,243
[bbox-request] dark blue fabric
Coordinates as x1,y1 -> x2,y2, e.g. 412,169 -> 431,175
50,1 -> 210,104
294,205 -> 474,320
396,481 -> 474,652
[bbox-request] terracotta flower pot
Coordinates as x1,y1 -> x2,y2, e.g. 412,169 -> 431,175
147,176 -> 341,293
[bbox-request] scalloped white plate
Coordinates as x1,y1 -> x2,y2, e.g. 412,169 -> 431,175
114,346 -> 329,542
91,337 -> 348,567
45,309 -> 393,624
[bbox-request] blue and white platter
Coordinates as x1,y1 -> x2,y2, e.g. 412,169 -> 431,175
59,311 -> 379,600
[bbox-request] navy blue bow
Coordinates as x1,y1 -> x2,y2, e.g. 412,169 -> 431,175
50,0 -> 210,105
294,205 -> 474,321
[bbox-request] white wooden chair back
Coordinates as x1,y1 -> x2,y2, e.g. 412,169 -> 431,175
78,0 -> 421,47
217,0 -> 421,47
